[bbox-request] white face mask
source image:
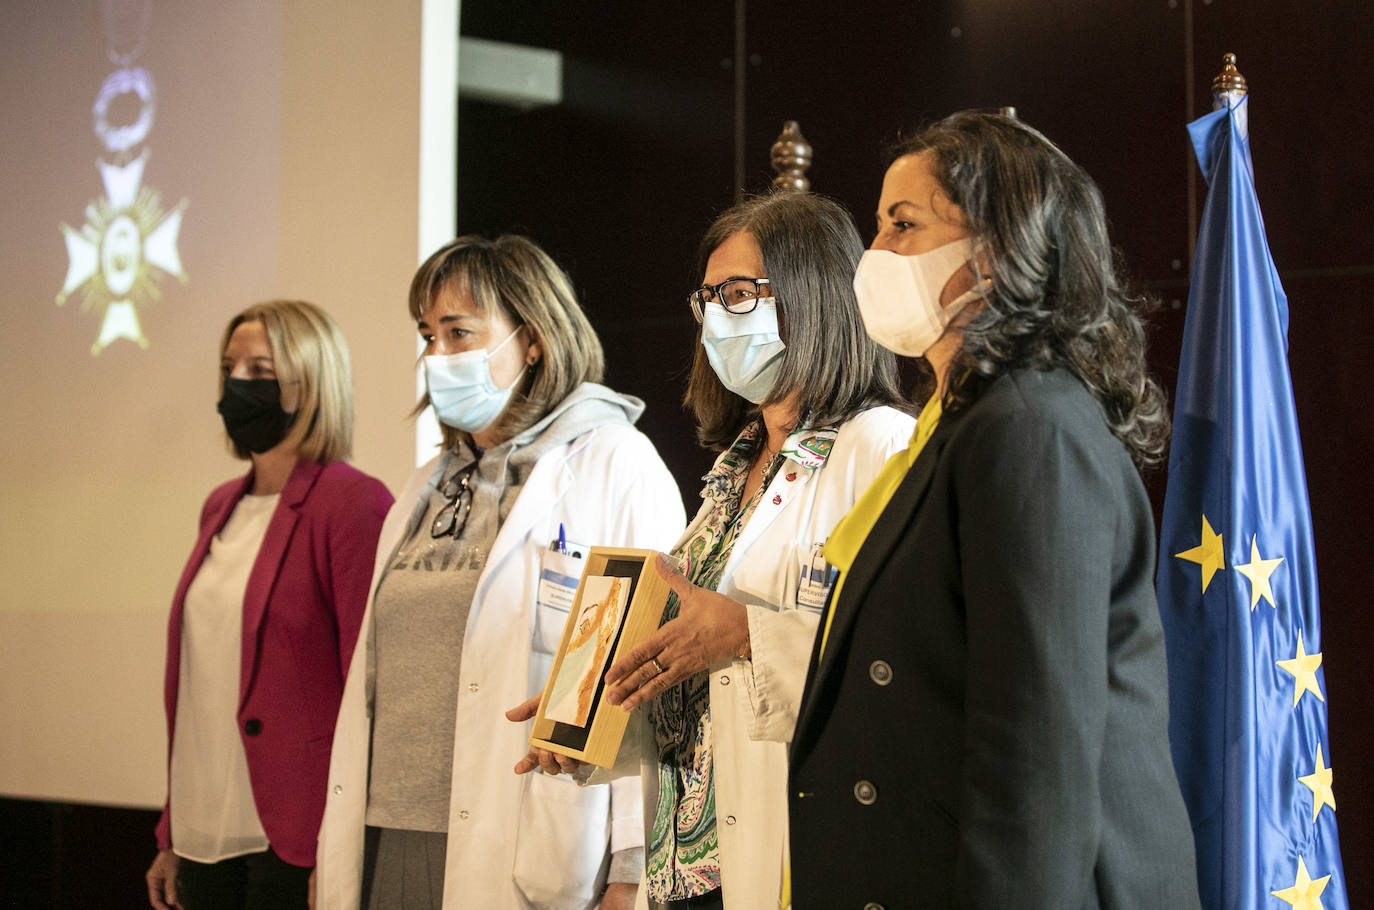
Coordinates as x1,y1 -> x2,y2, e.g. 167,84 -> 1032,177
700,298 -> 785,404
852,238 -> 989,357
423,327 -> 525,433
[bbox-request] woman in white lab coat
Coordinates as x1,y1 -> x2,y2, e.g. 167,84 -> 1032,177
517,193 -> 914,910
316,235 -> 685,910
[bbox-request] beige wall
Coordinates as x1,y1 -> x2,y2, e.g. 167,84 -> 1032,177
0,0 -> 452,807
278,0 -> 427,488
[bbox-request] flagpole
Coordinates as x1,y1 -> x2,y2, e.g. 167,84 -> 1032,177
1158,52 -> 1350,910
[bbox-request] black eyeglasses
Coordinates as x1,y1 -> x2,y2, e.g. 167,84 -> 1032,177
688,277 -> 771,323
430,464 -> 476,539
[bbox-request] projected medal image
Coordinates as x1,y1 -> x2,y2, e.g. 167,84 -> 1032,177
544,575 -> 631,727
56,1 -> 188,356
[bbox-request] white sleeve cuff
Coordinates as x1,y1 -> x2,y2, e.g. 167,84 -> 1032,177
609,773 -> 645,852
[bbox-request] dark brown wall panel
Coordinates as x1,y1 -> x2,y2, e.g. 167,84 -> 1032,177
457,1 -> 1374,903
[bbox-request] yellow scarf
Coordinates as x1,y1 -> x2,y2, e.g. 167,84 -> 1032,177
819,394 -> 941,658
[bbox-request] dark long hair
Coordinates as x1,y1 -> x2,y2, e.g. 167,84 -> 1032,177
685,192 -> 905,449
893,110 -> 1169,468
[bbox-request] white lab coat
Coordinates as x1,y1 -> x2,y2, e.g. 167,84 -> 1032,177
600,406 -> 915,910
317,420 -> 685,910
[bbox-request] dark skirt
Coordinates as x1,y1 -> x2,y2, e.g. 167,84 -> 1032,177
361,826 -> 447,910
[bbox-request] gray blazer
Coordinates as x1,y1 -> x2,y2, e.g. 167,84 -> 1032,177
788,368 -> 1201,910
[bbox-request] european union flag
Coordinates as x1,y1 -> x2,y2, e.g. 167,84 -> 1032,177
1157,92 -> 1349,908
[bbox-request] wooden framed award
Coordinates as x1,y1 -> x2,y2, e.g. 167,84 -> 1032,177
528,547 -> 673,767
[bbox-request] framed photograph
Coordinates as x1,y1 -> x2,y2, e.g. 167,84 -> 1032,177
528,547 -> 672,767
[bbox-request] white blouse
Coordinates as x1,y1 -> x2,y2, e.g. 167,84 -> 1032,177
170,493 -> 278,863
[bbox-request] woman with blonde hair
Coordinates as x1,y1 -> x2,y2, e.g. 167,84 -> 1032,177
146,300 -> 393,910
316,235 -> 684,910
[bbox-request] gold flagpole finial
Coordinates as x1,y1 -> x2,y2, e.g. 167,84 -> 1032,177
1212,53 -> 1248,106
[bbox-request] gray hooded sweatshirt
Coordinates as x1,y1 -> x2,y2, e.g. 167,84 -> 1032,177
365,384 -> 646,876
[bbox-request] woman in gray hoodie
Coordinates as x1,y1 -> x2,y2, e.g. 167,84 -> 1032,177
315,235 -> 686,910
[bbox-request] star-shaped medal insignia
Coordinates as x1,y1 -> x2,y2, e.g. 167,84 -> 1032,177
57,149 -> 187,355
1275,635 -> 1325,707
1270,856 -> 1331,909
1234,534 -> 1284,610
1298,745 -> 1336,822
1175,514 -> 1225,592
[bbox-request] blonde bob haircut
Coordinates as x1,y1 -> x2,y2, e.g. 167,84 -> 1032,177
219,299 -> 355,463
409,235 -> 605,450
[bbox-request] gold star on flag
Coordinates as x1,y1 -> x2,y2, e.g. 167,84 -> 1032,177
1176,514 -> 1225,592
1276,636 -> 1325,707
1235,534 -> 1284,610
1270,856 -> 1331,909
1298,745 -> 1336,822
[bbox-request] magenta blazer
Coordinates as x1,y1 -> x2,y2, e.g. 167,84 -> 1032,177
155,460 -> 392,867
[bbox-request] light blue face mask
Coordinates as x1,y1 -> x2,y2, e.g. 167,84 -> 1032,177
700,298 -> 785,404
423,327 -> 525,433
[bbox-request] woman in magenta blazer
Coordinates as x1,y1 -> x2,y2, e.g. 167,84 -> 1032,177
146,300 -> 392,910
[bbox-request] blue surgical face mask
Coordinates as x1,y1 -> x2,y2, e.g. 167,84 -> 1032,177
700,298 -> 785,404
423,327 -> 525,433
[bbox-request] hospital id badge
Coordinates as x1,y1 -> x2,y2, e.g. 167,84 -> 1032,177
796,542 -> 838,613
538,549 -> 585,613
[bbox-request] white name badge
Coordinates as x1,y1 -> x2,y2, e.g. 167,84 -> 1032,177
538,550 -> 585,613
796,542 -> 838,613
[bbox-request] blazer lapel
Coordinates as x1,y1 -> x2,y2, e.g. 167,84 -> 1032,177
719,426 -> 836,586
471,446 -> 571,618
388,453 -> 450,562
171,474 -> 251,616
793,422 -> 954,757
165,472 -> 252,715
725,454 -> 813,572
239,461 -> 324,709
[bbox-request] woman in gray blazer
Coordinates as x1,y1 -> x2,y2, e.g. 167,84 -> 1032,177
787,110 -> 1201,909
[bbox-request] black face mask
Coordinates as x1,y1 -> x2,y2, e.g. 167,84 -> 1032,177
217,378 -> 296,454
